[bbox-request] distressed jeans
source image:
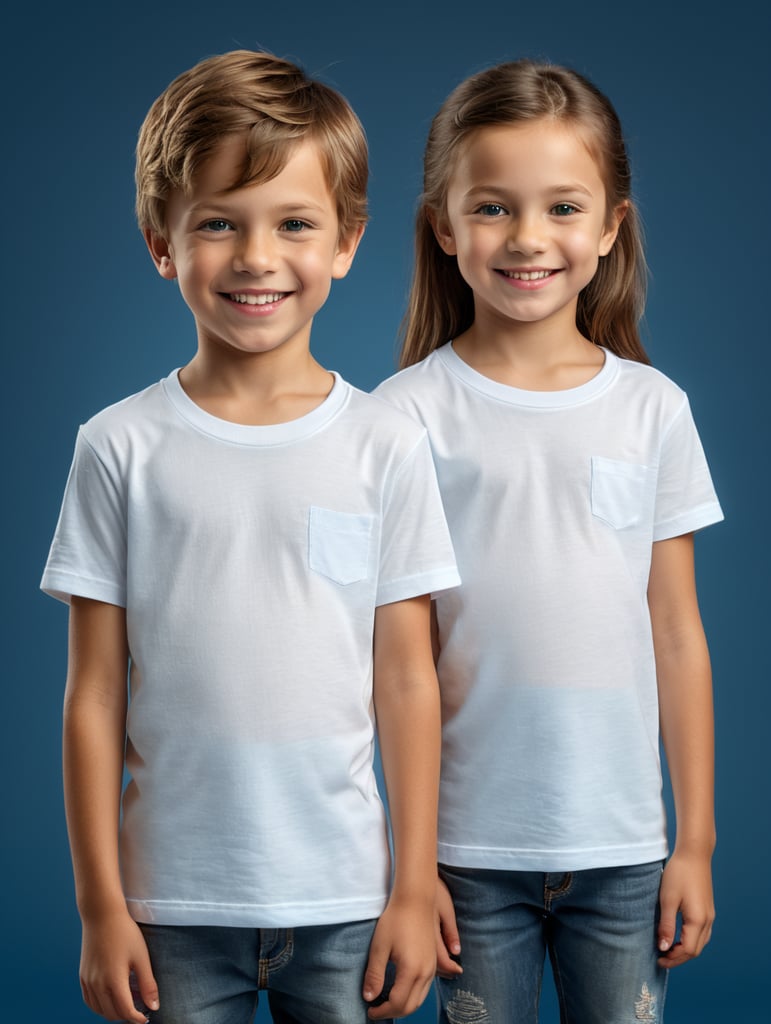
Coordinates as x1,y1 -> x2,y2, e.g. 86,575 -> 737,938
437,861 -> 668,1024
137,918 -> 392,1024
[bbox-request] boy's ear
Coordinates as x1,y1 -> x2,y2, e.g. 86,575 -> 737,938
331,224 -> 366,280
599,200 -> 629,257
427,209 -> 457,256
144,229 -> 178,280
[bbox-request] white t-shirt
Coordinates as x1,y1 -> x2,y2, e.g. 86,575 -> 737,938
375,344 -> 723,871
42,370 -> 459,926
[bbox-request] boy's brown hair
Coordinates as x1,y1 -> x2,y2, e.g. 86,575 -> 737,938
136,50 -> 368,238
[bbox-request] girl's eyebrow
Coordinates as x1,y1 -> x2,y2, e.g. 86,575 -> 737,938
464,182 -> 596,200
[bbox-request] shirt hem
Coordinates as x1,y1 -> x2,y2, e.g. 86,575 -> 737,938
437,839 -> 669,872
40,570 -> 126,608
126,895 -> 388,928
376,566 -> 461,607
653,503 -> 724,542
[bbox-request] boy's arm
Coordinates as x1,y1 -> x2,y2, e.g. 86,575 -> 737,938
63,596 -> 159,1022
364,593 -> 440,1020
648,534 -> 716,968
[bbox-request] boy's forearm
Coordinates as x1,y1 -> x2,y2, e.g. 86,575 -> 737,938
373,596 -> 441,901
64,598 -> 131,918
377,684 -> 441,899
64,696 -> 128,916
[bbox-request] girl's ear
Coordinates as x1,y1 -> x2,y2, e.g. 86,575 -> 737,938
144,229 -> 178,280
427,209 -> 457,256
599,200 -> 629,257
331,223 -> 366,280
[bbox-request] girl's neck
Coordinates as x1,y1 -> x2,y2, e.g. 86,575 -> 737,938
452,317 -> 604,392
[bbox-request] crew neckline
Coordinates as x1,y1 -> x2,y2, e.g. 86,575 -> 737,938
162,369 -> 349,446
437,342 -> 619,409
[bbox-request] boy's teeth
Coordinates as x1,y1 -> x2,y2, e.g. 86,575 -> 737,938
503,270 -> 552,280
230,292 -> 285,304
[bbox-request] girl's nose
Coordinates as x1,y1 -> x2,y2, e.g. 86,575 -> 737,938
507,214 -> 546,255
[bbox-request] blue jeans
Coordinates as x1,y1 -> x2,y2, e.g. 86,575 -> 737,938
437,862 -> 668,1024
138,919 -> 392,1024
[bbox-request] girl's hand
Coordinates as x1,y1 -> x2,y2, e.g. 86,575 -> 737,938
657,849 -> 715,968
435,875 -> 463,979
79,908 -> 159,1022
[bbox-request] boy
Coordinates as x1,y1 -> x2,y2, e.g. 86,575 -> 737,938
41,50 -> 459,1024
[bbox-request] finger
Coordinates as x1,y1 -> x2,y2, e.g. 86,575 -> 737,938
656,895 -> 678,956
362,945 -> 388,1006
436,948 -> 463,978
435,933 -> 463,978
99,977 -> 151,1024
114,985 -> 152,1024
658,939 -> 690,969
679,916 -> 713,959
367,970 -> 432,1021
132,959 -> 161,1015
438,904 -> 461,959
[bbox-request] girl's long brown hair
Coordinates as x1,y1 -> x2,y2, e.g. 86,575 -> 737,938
400,60 -> 649,368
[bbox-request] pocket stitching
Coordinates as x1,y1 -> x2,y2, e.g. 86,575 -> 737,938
308,506 -> 374,586
590,456 -> 648,530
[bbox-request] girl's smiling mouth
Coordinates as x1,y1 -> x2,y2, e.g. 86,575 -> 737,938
227,291 -> 289,305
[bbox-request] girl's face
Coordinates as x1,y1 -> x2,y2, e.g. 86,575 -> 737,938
432,120 -> 624,338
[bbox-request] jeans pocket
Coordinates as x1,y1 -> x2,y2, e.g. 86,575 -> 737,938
590,456 -> 648,530
308,506 -> 374,585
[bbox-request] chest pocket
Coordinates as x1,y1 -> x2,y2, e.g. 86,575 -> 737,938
590,456 -> 648,530
308,506 -> 374,585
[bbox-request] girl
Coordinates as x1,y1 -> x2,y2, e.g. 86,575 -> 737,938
375,60 -> 723,1023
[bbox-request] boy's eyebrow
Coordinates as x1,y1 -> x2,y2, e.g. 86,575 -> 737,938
186,195 -> 333,217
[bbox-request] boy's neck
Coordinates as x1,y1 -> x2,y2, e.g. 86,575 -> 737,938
178,349 -> 335,426
453,315 -> 604,392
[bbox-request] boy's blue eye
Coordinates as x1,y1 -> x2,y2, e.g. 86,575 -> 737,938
552,203 -> 578,216
282,219 -> 308,232
478,203 -> 506,217
202,219 -> 232,232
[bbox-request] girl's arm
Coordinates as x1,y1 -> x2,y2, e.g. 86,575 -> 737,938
648,534 -> 716,968
429,600 -> 464,979
364,593 -> 441,1020
63,596 -> 159,1022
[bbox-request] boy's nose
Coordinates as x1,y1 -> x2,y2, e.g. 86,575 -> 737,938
233,229 -> 278,274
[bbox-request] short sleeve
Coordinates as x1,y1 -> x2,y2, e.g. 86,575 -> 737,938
40,428 -> 128,606
653,397 -> 724,542
376,431 -> 460,606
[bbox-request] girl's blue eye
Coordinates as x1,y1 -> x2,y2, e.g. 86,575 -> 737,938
202,219 -> 232,232
478,203 -> 505,217
282,219 -> 308,232
552,203 -> 578,216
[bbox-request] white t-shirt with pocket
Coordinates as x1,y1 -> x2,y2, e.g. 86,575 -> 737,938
375,344 -> 723,871
42,370 -> 460,926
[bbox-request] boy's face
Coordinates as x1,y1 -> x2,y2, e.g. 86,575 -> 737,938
146,136 -> 362,364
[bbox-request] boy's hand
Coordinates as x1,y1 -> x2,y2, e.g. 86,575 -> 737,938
363,896 -> 436,1019
435,875 -> 463,979
79,909 -> 159,1022
657,849 -> 715,968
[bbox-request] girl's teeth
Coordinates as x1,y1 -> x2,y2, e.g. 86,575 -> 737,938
230,292 -> 284,305
504,270 -> 551,280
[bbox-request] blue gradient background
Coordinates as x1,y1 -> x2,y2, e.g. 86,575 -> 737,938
4,0 -> 767,1019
